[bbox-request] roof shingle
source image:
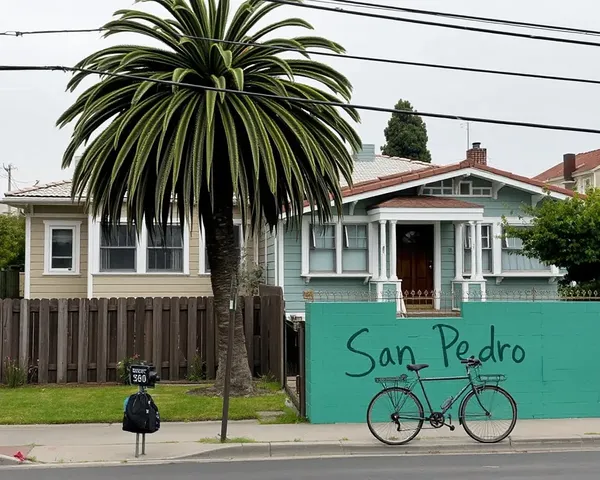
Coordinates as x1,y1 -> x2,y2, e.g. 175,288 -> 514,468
371,196 -> 483,209
534,149 -> 600,182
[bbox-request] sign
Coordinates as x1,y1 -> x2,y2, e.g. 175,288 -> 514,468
130,365 -> 151,386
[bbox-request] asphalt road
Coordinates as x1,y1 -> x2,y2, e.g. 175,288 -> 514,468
4,451 -> 600,479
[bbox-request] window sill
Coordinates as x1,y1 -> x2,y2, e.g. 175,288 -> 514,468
43,271 -> 81,276
93,272 -> 190,276
301,273 -> 372,284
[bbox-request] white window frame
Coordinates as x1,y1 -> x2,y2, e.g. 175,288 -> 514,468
147,222 -> 186,274
301,216 -> 373,281
99,222 -> 137,273
43,220 -> 81,275
342,223 -> 369,274
199,220 -> 244,275
463,223 -> 492,275
422,179 -> 454,196
91,217 -> 190,275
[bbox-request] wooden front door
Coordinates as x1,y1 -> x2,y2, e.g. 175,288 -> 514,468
396,225 -> 434,298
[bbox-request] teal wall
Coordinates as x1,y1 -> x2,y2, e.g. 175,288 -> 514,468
305,301 -> 600,424
266,232 -> 276,285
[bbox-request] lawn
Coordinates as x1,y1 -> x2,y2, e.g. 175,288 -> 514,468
0,382 -> 288,425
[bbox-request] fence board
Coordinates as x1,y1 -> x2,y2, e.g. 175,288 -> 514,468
206,297 -> 215,379
38,299 -> 50,384
77,299 -> 89,383
0,294 -> 282,384
19,299 -> 29,371
97,298 -> 108,383
56,299 -> 68,383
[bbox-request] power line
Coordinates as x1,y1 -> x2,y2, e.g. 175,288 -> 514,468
0,28 -> 102,37
2,63 -> 600,135
321,0 -> 600,37
265,0 -> 600,49
4,28 -> 600,87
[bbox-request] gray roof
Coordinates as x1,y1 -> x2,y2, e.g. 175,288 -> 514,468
3,155 -> 433,201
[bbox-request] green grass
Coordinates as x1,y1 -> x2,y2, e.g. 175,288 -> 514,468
0,384 -> 286,425
198,437 -> 256,444
259,406 -> 308,425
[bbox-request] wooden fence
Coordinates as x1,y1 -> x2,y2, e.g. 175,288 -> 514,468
0,295 -> 284,384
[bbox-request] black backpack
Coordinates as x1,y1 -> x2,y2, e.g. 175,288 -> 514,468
122,391 -> 160,434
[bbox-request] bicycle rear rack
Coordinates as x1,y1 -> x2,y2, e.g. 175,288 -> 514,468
476,373 -> 507,384
374,374 -> 409,388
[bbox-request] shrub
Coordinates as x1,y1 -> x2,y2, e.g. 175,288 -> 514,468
116,354 -> 141,385
3,357 -> 27,388
187,350 -> 206,382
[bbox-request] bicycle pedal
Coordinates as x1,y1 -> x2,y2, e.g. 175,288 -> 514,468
449,425 -> 455,431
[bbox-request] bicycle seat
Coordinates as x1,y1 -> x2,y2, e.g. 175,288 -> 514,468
407,363 -> 429,372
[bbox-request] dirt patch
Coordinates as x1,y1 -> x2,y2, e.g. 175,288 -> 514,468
186,380 -> 279,398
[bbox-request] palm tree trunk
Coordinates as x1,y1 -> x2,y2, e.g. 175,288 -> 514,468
203,193 -> 253,396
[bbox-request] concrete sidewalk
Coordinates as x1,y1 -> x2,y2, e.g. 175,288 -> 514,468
2,418 -> 600,465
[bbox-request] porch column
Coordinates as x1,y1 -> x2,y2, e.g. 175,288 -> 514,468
475,220 -> 484,280
468,221 -> 476,278
454,222 -> 464,280
389,220 -> 398,281
379,220 -> 388,281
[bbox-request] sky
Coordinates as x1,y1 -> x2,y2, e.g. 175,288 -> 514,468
2,0 -> 600,195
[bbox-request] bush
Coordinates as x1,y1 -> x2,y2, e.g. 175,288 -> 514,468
116,354 -> 141,385
187,350 -> 206,382
3,357 -> 27,388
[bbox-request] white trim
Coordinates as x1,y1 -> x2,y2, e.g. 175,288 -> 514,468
24,215 -> 31,299
335,222 -> 343,274
379,220 -> 387,280
43,220 -> 82,275
454,222 -> 464,281
274,227 -> 279,286
469,221 -> 476,279
474,221 -> 484,281
491,221 -> 502,275
87,215 -> 93,298
301,216 -> 310,276
368,207 -> 484,222
2,198 -> 78,206
369,222 -> 379,281
295,166 -> 573,216
433,221 -> 442,309
389,220 -> 398,281
30,213 -> 88,218
183,220 -> 190,275
277,222 -> 285,292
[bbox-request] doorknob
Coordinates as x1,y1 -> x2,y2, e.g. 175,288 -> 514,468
428,261 -> 433,270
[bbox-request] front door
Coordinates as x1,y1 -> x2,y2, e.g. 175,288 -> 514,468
396,225 -> 434,300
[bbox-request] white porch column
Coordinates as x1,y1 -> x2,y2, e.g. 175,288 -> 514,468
379,220 -> 388,281
454,222 -> 464,280
389,220 -> 398,281
475,220 -> 484,280
468,221 -> 476,279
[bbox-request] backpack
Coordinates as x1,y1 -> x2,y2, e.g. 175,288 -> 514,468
122,391 -> 160,434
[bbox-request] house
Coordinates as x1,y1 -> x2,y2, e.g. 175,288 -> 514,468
1,182 -> 258,299
263,143 -> 575,318
534,149 -> 600,192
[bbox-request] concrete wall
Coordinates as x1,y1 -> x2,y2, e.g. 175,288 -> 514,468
305,301 -> 600,424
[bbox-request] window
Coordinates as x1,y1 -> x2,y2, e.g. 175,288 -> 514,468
463,224 -> 492,274
502,226 -> 548,271
342,224 -> 368,272
147,224 -> 184,272
459,181 -> 471,196
581,177 -> 593,192
44,221 -> 81,274
204,224 -> 242,273
309,224 -> 336,273
422,179 -> 453,196
100,224 -> 137,272
472,186 -> 492,196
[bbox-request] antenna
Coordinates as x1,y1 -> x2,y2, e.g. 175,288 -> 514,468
460,122 -> 471,149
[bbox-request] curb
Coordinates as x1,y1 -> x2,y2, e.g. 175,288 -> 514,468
174,435 -> 600,461
0,455 -> 23,466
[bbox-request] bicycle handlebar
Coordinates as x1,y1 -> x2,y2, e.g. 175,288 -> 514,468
461,356 -> 482,367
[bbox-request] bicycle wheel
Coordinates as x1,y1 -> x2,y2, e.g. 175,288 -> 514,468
366,387 -> 424,445
459,385 -> 517,443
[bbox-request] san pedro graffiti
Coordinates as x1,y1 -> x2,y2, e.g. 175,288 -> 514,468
345,323 -> 526,378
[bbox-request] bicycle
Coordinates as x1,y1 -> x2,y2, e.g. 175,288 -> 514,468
366,356 -> 517,445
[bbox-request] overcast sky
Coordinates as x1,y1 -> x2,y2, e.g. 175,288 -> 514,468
2,0 -> 600,195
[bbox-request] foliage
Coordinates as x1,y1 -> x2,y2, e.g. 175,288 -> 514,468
56,0 -> 361,395
187,350 -> 206,382
0,214 -> 25,270
3,357 -> 27,388
381,99 -> 432,162
116,354 -> 141,385
502,189 -> 600,287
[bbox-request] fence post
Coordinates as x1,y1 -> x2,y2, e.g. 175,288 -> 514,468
244,296 -> 254,375
169,297 -> 180,381
206,297 -> 216,379
97,298 -> 108,383
56,299 -> 68,383
77,299 -> 89,383
19,299 -> 29,372
38,299 -> 50,384
187,297 -> 197,377
152,297 -> 162,377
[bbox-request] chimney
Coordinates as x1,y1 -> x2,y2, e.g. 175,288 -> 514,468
563,153 -> 576,183
466,142 -> 487,165
355,143 -> 376,162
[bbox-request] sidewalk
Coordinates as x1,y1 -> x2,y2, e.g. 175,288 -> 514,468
2,418 -> 600,465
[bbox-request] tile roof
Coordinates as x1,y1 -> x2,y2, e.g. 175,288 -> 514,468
534,149 -> 600,182
5,180 -> 76,198
371,196 -> 483,209
340,160 -> 576,199
341,154 -> 436,187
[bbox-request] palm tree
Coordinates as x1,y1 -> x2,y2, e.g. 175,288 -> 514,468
57,0 -> 361,395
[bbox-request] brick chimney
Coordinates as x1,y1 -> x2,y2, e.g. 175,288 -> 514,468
563,153 -> 576,187
466,142 -> 487,165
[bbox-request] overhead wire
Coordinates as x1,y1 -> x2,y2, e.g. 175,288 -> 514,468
3,28 -> 600,87
2,63 -> 600,135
